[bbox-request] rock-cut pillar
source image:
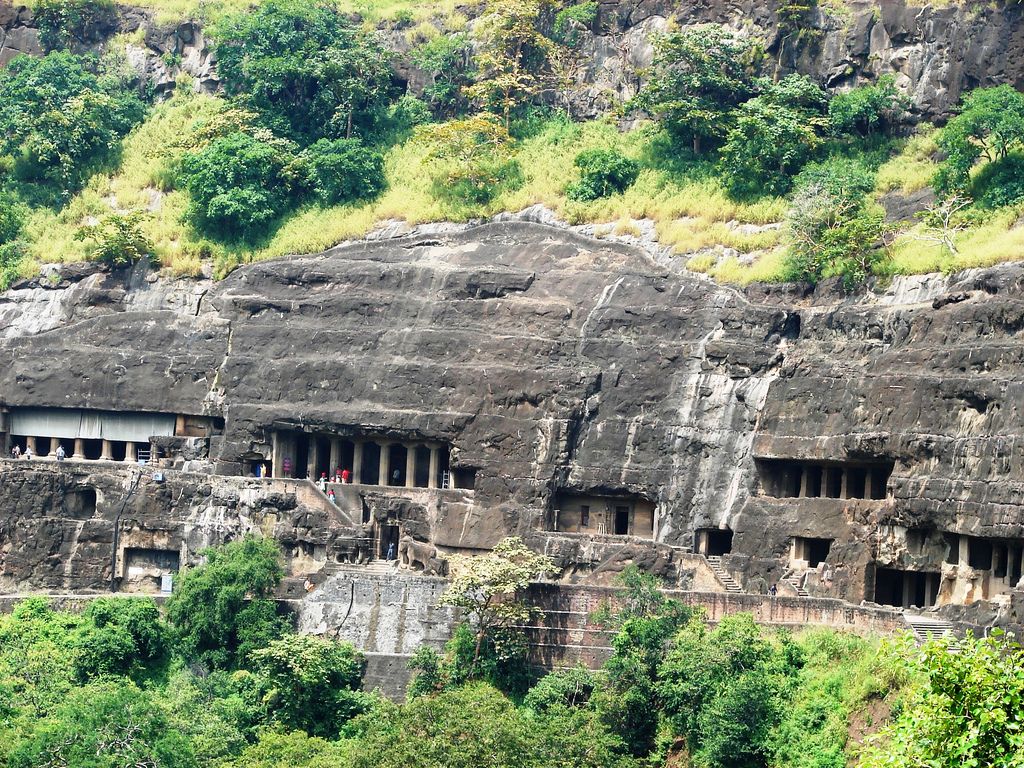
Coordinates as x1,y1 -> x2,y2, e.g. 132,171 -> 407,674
100,440 -> 113,461
405,444 -> 416,488
428,445 -> 440,489
378,442 -> 391,486
125,442 -> 137,463
352,441 -> 363,484
73,438 -> 85,460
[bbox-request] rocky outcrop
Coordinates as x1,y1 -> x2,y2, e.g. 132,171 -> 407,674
2,0 -> 1023,119
2,223 -> 1024,633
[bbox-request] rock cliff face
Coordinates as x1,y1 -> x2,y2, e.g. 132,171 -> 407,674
1,223 -> 1023,631
2,0 -> 1023,120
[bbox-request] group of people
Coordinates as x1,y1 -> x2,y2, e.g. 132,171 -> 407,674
9,444 -> 66,461
316,469 -> 354,505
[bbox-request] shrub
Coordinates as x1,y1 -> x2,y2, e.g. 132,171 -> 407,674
0,191 -> 24,245
75,211 -> 154,267
828,75 -> 909,137
935,85 -> 1024,195
782,159 -> 886,286
179,131 -> 300,241
301,138 -> 386,206
970,152 -> 1024,209
0,240 -> 27,291
0,52 -> 146,197
211,0 -> 396,142
164,537 -> 290,669
31,0 -> 117,51
250,634 -> 368,737
411,34 -> 474,118
633,24 -> 758,153
565,148 -> 640,201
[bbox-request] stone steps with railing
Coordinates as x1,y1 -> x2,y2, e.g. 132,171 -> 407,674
707,555 -> 742,593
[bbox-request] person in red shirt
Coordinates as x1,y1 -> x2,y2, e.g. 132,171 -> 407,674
341,468 -> 351,484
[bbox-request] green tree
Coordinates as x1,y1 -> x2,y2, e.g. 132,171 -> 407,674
418,113 -> 522,205
935,85 -> 1024,195
250,634 -> 368,737
75,211 -> 154,267
658,613 -> 798,768
464,0 -> 555,130
566,148 -> 641,201
165,537 -> 290,669
411,34 -> 474,119
720,75 -> 828,198
860,631 -> 1024,768
31,0 -> 117,51
439,536 -> 554,671
178,131 -> 300,241
634,24 -> 758,154
0,51 -> 146,197
828,74 -> 909,137
212,0 -> 396,142
6,679 -> 195,768
782,159 -> 886,285
301,138 -> 386,206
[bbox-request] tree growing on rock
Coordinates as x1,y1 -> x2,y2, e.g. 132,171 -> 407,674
935,85 -> 1024,196
464,0 -> 555,130
633,24 -> 759,154
439,537 -> 554,672
165,537 -> 290,670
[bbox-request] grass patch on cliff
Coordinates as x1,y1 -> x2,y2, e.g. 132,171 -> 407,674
99,0 -> 468,25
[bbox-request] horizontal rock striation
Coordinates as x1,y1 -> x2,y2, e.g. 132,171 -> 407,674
0,223 -> 1023,632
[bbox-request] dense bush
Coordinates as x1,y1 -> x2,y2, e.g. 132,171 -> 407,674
0,51 -> 146,197
211,0 -> 396,143
935,85 -> 1024,196
720,75 -> 827,198
178,132 -> 300,241
782,159 -> 886,286
31,0 -> 118,51
566,148 -> 641,201
165,536 -> 289,669
75,211 -> 154,267
301,138 -> 387,206
411,34 -> 474,119
633,24 -> 758,153
828,75 -> 909,137
0,191 -> 24,245
251,634 -> 368,737
969,152 -> 1024,209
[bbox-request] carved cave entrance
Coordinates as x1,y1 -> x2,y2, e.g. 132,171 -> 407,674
695,528 -> 733,557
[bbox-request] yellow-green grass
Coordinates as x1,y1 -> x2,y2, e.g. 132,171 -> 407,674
22,91 -> 227,278
888,206 -> 1024,275
875,125 -> 939,196
48,0 -> 473,26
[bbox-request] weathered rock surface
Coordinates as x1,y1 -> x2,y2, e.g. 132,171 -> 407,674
2,0 -> 1023,119
1,222 -> 1023,634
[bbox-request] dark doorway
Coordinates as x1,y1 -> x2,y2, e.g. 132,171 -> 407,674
315,436 -> 331,480
380,525 -> 400,560
340,440 -> 355,477
83,439 -> 103,460
696,528 -> 733,557
293,436 -> 309,480
414,445 -> 431,487
388,444 -> 407,486
362,442 -> 381,484
614,505 -> 630,535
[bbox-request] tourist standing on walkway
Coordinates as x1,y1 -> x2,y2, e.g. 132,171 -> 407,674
327,489 -> 337,504
10,445 -> 20,459
24,446 -> 32,459
318,473 -> 328,492
341,468 -> 351,484
56,445 -> 66,462
282,456 -> 292,477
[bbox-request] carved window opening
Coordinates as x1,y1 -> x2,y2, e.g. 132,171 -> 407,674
757,459 -> 893,500
873,567 -> 939,608
792,537 -> 831,568
695,528 -> 733,557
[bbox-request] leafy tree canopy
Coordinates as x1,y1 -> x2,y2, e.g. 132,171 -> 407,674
211,0 -> 397,143
0,51 -> 145,198
165,536 -> 290,669
634,24 -> 759,153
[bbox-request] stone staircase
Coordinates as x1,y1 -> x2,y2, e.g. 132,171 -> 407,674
706,556 -> 742,593
786,573 -> 809,597
904,614 -> 959,649
324,559 -> 398,577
